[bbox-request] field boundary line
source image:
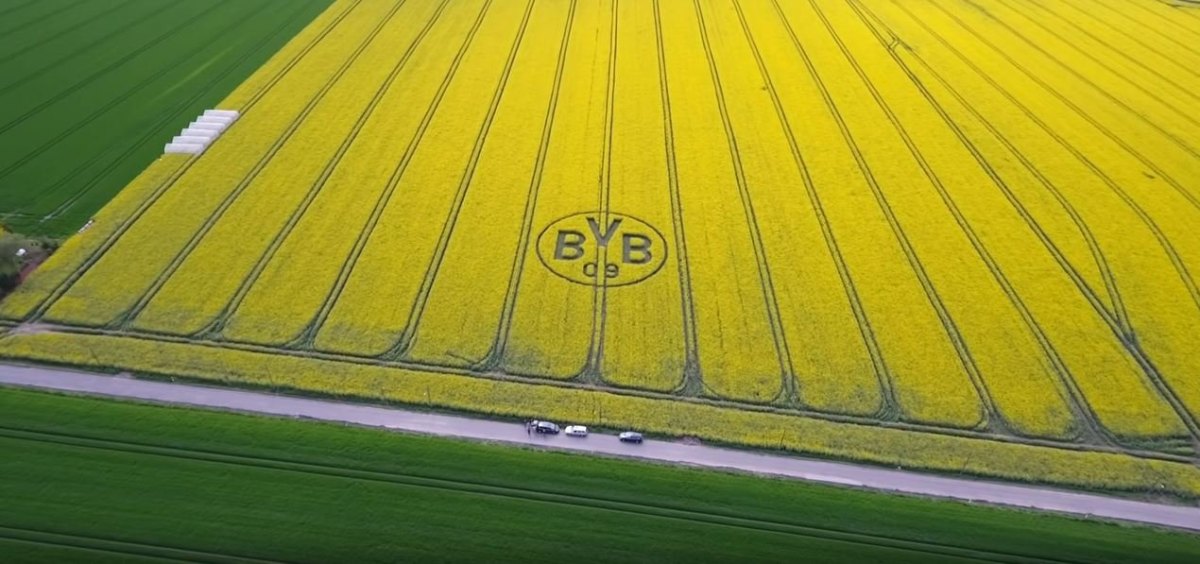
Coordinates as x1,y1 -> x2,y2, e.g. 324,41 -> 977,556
21,320 -> 1199,462
24,0 -> 367,323
1,362 -> 1199,532
209,0 -> 453,340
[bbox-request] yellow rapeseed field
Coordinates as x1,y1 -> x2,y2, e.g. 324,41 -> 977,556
2,0 -> 1198,494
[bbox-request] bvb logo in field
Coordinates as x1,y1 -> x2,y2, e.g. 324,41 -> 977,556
536,212 -> 667,287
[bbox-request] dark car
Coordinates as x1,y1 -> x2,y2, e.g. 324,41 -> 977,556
533,421 -> 560,434
618,431 -> 643,444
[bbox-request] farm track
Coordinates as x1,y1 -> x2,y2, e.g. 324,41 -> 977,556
0,426 -> 1088,563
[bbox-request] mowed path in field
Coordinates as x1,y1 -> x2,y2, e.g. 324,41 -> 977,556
1,0 -> 1198,492
0,0 -> 331,234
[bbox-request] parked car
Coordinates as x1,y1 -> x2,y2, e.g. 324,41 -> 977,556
618,431 -> 643,444
564,425 -> 588,437
533,420 -> 560,434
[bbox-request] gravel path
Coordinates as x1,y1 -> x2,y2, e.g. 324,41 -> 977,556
2,362 -> 1198,532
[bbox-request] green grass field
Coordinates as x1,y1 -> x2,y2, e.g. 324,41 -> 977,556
1,388 -> 1198,563
0,0 -> 331,235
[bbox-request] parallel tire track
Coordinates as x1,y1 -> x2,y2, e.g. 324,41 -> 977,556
294,0 -> 497,350
883,0 -> 1200,443
772,0 -> 995,429
837,0 -> 1113,443
0,427 -> 1077,564
26,0 -> 368,323
652,0 -> 702,397
114,0 -> 409,329
0,525 -> 278,564
732,0 -> 896,419
693,0 -> 795,405
0,0 -> 274,184
483,0 -> 578,370
0,0 -> 230,134
207,0 -> 453,340
389,0 -> 539,361
0,0 -> 135,66
0,1 -> 175,95
24,0 -> 323,224
0,0 -> 87,38
580,0 -> 621,385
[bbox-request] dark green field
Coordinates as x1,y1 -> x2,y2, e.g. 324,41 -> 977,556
0,389 -> 1198,563
0,0 -> 331,235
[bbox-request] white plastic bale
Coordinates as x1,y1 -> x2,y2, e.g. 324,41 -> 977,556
180,127 -> 219,139
196,115 -> 233,126
204,109 -> 240,119
172,135 -> 213,145
188,121 -> 226,132
164,142 -> 205,155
